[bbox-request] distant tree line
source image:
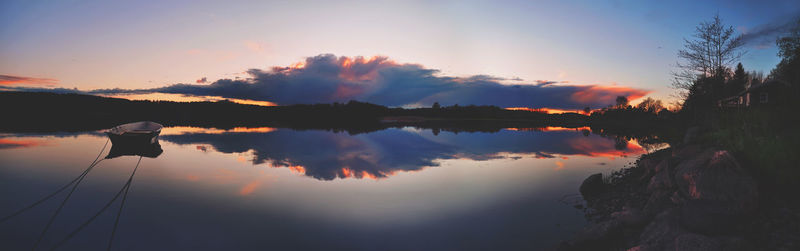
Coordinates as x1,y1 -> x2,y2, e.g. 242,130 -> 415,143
0,92 -> 589,133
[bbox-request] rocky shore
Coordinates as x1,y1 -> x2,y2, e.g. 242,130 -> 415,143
559,145 -> 800,250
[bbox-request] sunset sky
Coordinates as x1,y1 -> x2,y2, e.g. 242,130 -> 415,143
2,0 -> 799,109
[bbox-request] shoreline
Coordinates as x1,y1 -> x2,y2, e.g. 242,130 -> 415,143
559,144 -> 800,250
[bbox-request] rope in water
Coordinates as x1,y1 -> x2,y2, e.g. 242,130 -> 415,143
107,156 -> 141,251
0,139 -> 110,225
30,138 -> 110,251
48,156 -> 142,251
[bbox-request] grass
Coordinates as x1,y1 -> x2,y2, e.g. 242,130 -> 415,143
702,107 -> 800,188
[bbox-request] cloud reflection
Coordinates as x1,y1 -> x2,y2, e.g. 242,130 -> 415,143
0,138 -> 51,149
159,127 -> 645,181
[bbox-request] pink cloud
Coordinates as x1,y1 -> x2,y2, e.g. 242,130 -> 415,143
0,75 -> 59,86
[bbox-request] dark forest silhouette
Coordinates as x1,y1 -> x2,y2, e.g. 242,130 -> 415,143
0,91 -> 669,136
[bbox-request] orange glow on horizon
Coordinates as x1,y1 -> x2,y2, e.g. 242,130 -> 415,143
160,126 -> 277,135
231,99 -> 278,106
0,138 -> 51,148
103,93 -> 277,106
504,126 -> 590,132
505,107 -> 588,114
569,85 -> 649,105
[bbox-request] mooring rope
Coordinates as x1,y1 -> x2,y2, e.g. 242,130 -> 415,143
30,138 -> 110,251
0,139 -> 110,225
106,156 -> 141,251
48,156 -> 142,251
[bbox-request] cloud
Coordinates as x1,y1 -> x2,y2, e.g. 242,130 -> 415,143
196,77 -> 208,84
0,86 -> 84,94
0,74 -> 59,86
25,54 -> 647,109
533,80 -> 566,86
740,13 -> 800,48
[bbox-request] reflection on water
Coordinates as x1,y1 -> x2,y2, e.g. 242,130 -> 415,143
159,126 -> 644,180
0,127 -> 654,250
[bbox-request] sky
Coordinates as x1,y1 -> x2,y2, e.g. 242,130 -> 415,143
1,0 -> 799,109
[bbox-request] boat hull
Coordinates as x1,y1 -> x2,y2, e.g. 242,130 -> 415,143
105,121 -> 164,159
107,132 -> 159,145
106,132 -> 163,159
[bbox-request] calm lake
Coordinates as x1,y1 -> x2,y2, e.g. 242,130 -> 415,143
0,127 -> 654,250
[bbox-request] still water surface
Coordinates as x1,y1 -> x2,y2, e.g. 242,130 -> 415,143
0,127 -> 649,250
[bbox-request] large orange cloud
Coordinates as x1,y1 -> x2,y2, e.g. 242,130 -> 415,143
570,85 -> 649,105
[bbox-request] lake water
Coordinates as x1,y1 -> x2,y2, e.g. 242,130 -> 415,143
0,127 -> 651,250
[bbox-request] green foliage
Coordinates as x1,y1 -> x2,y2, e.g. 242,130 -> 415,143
772,18 -> 800,98
701,108 -> 800,187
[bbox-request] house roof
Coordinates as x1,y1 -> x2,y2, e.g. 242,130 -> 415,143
731,79 -> 788,97
746,79 -> 789,93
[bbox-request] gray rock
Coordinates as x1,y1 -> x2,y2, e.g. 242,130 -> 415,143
639,209 -> 687,250
580,173 -> 606,200
560,219 -> 624,250
674,233 -> 721,251
643,189 -> 674,217
673,150 -> 758,233
716,236 -> 755,251
647,160 -> 674,193
612,207 -> 649,227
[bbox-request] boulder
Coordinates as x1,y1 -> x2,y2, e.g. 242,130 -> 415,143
646,160 -> 674,193
580,173 -> 606,200
643,189 -> 674,217
559,219 -> 624,250
674,233 -> 721,251
638,208 -> 687,250
673,150 -> 758,233
636,157 -> 659,181
716,236 -> 755,251
612,207 -> 649,227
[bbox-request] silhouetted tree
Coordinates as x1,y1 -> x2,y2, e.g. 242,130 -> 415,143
727,63 -> 748,96
673,15 -> 745,101
772,18 -> 800,97
615,96 -> 629,108
748,71 -> 764,88
432,102 -> 441,109
583,107 -> 591,114
614,137 -> 628,150
636,97 -> 664,113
